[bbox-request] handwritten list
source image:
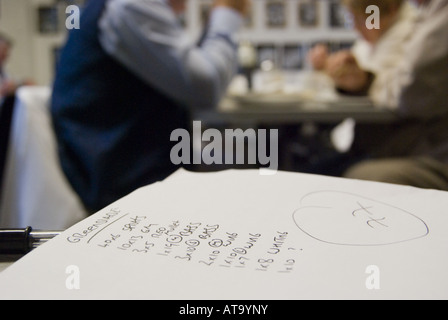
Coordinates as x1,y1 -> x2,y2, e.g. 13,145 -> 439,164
66,207 -> 301,274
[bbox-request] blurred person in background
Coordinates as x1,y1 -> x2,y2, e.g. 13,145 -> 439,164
51,0 -> 250,213
309,0 -> 417,104
313,0 -> 448,191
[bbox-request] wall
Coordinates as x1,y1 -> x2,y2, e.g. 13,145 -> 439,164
0,0 -> 66,86
0,0 -> 34,82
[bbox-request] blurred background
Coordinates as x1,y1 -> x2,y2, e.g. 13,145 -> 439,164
2,0 -> 426,230
0,0 -> 357,87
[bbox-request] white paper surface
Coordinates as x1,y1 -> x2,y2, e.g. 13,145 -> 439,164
0,169 -> 447,300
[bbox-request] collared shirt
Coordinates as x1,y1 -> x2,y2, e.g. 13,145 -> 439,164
352,0 -> 448,164
351,2 -> 418,110
98,0 -> 243,110
368,0 -> 448,116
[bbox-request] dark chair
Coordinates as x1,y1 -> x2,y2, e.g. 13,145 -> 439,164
0,94 -> 16,200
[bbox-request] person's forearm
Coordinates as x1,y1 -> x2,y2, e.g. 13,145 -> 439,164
336,72 -> 375,97
99,0 -> 243,110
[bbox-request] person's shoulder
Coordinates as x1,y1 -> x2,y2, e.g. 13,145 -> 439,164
104,0 -> 177,26
107,0 -> 172,16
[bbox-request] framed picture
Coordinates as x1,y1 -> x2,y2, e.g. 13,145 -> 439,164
266,1 -> 287,29
329,0 -> 349,29
283,45 -> 304,70
37,6 -> 60,34
177,11 -> 188,29
256,44 -> 278,67
199,0 -> 213,27
339,41 -> 355,50
325,41 -> 355,54
243,6 -> 254,29
298,0 -> 319,28
55,0 -> 87,7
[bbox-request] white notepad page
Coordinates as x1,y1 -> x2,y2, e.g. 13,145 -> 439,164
0,169 -> 447,300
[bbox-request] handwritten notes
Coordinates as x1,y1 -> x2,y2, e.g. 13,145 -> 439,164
65,208 -> 300,274
1,169 -> 448,300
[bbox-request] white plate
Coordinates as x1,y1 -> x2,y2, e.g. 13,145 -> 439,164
230,93 -> 306,108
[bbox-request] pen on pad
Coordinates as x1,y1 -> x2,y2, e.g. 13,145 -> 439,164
0,227 -> 61,255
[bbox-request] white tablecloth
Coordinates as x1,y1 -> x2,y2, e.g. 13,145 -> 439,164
0,87 -> 88,229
